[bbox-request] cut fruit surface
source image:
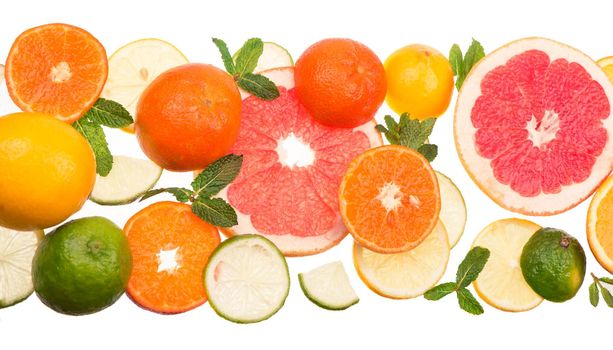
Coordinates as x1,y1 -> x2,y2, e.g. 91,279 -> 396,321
0,227 -> 43,308
587,175 -> 613,273
597,57 -> 613,85
353,220 -> 449,299
90,155 -> 162,205
234,42 -> 293,73
472,218 -> 543,312
5,23 -> 108,123
204,235 -> 289,323
298,261 -> 359,310
339,145 -> 440,254
436,171 -> 467,248
455,37 -> 613,215
125,202 -> 220,314
219,67 -> 382,256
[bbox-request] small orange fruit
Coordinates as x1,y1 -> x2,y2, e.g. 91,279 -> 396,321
384,44 -> 453,120
294,38 -> 386,128
5,23 -> 108,123
339,145 -> 440,253
135,63 -> 241,171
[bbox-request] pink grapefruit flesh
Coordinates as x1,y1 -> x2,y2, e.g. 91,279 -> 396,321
455,37 -> 613,215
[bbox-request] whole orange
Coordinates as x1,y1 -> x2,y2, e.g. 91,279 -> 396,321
0,112 -> 96,230
294,38 -> 386,128
135,63 -> 241,171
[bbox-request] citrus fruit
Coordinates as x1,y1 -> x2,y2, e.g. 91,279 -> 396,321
472,219 -> 544,312
294,38 -> 386,128
204,234 -> 289,323
0,112 -> 96,231
218,67 -> 382,256
587,175 -> 613,273
234,41 -> 293,73
520,227 -> 586,302
90,155 -> 162,205
32,217 -> 132,315
339,145 -> 440,254
102,38 -> 189,133
597,56 -> 613,85
298,261 -> 359,310
125,201 -> 220,314
5,23 -> 108,123
455,37 -> 613,215
436,171 -> 467,248
0,226 -> 43,308
353,220 -> 449,299
384,44 -> 454,120
135,63 -> 241,171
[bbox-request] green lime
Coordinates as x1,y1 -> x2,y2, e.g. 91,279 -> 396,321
520,227 -> 586,302
32,217 -> 132,315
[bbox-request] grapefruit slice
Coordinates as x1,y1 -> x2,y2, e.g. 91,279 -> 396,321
455,37 -> 613,215
218,67 -> 382,256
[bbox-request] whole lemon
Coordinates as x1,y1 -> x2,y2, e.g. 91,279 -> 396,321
0,112 -> 96,230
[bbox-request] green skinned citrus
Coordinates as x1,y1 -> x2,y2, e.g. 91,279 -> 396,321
520,228 -> 586,302
32,217 -> 132,315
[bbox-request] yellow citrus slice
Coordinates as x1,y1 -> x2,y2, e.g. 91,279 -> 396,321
435,171 -> 467,248
102,38 -> 188,133
353,220 -> 449,299
472,218 -> 544,312
587,175 -> 613,273
597,56 -> 613,85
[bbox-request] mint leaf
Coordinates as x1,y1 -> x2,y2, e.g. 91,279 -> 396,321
192,154 -> 243,197
600,285 -> 613,308
449,44 -> 463,77
84,98 -> 133,128
600,277 -> 613,285
424,282 -> 457,301
212,38 -> 236,75
73,118 -> 112,176
192,197 -> 237,227
464,39 -> 485,74
237,73 -> 280,100
417,144 -> 438,162
456,246 -> 490,288
376,114 -> 438,161
457,288 -> 484,315
234,38 -> 264,76
140,187 -> 194,203
450,39 -> 485,90
589,282 -> 600,307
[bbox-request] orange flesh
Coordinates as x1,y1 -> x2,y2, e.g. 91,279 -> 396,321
596,188 -> 613,261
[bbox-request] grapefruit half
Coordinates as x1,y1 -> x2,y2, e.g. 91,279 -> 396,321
455,37 -> 613,215
218,67 -> 382,256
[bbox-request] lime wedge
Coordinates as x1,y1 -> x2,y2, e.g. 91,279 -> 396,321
299,261 -> 358,310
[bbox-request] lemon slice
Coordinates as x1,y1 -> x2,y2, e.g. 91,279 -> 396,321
436,171 -> 467,248
472,218 -> 544,312
0,64 -> 4,83
587,175 -> 613,273
597,57 -> 613,85
353,220 -> 449,299
298,261 -> 359,310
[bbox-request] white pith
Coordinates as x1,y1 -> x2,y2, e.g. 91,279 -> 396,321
156,246 -> 180,273
376,182 -> 403,212
50,61 -> 71,83
275,133 -> 315,168
299,261 -> 358,309
526,110 -> 560,149
0,227 -> 42,307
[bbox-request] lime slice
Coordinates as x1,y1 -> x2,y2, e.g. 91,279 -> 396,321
435,171 -> 467,248
204,235 -> 289,323
90,155 -> 162,205
234,42 -> 293,73
298,261 -> 359,310
0,226 -> 43,308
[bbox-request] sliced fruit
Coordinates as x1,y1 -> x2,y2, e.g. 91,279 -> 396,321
472,219 -> 544,312
597,57 -> 613,85
0,227 -> 43,308
204,234 -> 289,323
0,64 -> 4,84
218,67 -> 382,256
298,261 -> 358,310
339,145 -> 440,254
353,220 -> 449,299
234,42 -> 293,73
588,175 -> 613,273
125,202 -> 220,314
436,171 -> 467,248
90,155 -> 162,205
5,23 -> 108,123
455,37 -> 613,215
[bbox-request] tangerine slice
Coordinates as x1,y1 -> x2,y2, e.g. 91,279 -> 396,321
5,23 -> 108,123
124,201 -> 220,314
339,145 -> 441,253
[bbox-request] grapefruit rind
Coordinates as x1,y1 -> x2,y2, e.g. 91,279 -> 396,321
587,175 -> 613,273
298,261 -> 359,311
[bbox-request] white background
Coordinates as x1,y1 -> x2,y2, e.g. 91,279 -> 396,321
1,0 -> 612,349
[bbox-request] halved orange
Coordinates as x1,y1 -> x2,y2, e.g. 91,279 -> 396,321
124,201 -> 220,314
588,175 -> 613,273
5,23 -> 108,123
339,145 -> 441,253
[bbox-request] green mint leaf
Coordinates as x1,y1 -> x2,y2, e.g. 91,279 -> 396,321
73,118 -> 112,176
457,288 -> 484,315
417,144 -> 438,162
140,187 -> 194,203
84,98 -> 133,128
464,38 -> 485,73
424,282 -> 457,301
237,73 -> 280,100
374,124 -> 389,134
600,284 -> 613,308
599,277 -> 613,285
452,38 -> 485,90
449,44 -> 463,77
234,38 -> 264,76
384,114 -> 399,132
212,38 -> 236,75
589,282 -> 600,307
192,154 -> 243,197
376,115 -> 400,144
376,114 -> 438,160
192,197 -> 238,227
456,246 -> 490,288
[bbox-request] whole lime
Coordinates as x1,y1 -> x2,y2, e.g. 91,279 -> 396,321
32,217 -> 132,315
520,228 -> 586,302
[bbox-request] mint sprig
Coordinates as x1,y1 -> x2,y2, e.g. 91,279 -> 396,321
73,98 -> 133,176
589,273 -> 613,308
140,154 -> 243,227
449,39 -> 485,91
424,246 -> 490,315
375,113 -> 438,162
212,37 -> 279,100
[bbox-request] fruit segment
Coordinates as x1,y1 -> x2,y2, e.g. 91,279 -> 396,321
298,261 -> 359,310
